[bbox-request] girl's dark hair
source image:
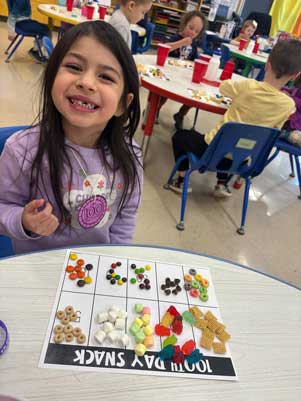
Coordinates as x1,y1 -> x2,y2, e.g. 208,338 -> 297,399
180,11 -> 207,39
31,21 -> 141,225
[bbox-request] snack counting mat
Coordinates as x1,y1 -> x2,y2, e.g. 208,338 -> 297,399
39,250 -> 237,380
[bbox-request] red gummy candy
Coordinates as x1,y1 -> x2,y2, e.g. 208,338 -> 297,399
172,319 -> 183,335
173,351 -> 185,364
173,345 -> 181,353
155,324 -> 171,337
167,305 -> 180,318
181,340 -> 196,355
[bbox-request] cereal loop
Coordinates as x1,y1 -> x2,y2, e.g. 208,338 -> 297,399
77,334 -> 86,344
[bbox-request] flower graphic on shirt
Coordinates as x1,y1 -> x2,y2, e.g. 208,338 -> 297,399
63,173 -> 117,230
97,179 -> 104,189
117,182 -> 123,190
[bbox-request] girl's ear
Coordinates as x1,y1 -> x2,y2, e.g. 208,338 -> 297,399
115,93 -> 134,117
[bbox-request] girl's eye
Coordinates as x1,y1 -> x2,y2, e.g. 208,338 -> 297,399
65,64 -> 82,71
98,73 -> 115,83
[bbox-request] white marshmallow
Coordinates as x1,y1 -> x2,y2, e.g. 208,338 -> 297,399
106,330 -> 120,344
109,305 -> 120,314
114,318 -> 126,330
103,321 -> 114,334
118,333 -> 130,347
108,310 -> 118,323
97,311 -> 108,324
117,309 -> 127,319
94,329 -> 106,344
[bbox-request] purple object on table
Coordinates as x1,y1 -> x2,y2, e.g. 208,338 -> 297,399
0,320 -> 9,356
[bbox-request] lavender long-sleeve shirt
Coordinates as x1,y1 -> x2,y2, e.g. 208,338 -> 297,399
0,127 -> 143,253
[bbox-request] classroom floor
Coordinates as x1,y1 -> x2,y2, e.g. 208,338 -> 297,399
0,21 -> 300,288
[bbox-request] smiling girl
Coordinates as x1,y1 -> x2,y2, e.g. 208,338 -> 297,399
0,21 -> 143,253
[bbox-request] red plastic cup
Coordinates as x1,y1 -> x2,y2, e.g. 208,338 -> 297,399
98,6 -> 107,20
252,42 -> 260,54
156,44 -> 170,66
219,69 -> 232,80
86,5 -> 94,20
66,0 -> 73,12
223,60 -> 235,72
81,6 -> 87,16
199,54 -> 211,63
192,60 -> 208,83
239,39 -> 247,50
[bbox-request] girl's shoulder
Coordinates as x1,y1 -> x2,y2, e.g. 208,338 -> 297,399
5,125 -> 40,157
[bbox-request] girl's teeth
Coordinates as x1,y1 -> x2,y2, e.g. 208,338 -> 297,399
71,99 -> 96,110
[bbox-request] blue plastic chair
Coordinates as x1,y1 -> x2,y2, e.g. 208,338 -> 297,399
164,122 -> 281,235
220,44 -> 231,68
0,125 -> 29,257
271,139 -> 301,199
136,22 -> 155,54
42,36 -> 54,58
4,19 -> 50,63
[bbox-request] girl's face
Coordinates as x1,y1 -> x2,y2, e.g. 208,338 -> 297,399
182,16 -> 204,40
51,35 -> 128,146
243,25 -> 256,38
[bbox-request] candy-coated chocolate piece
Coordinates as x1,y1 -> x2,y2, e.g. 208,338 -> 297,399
131,263 -> 136,269
70,253 -> 77,261
77,279 -> 85,287
85,263 -> 93,271
116,261 -> 122,266
77,259 -> 85,266
130,278 -> 137,284
145,265 -> 151,271
77,271 -> 85,279
69,272 -> 77,280
66,265 -> 74,273
111,263 -> 117,268
84,276 -> 92,284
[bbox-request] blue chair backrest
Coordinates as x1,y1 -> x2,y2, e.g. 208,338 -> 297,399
0,125 -> 29,258
136,22 -> 155,54
220,44 -> 231,68
189,122 -> 280,178
0,125 -> 28,153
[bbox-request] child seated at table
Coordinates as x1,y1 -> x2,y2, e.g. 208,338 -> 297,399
169,39 -> 301,197
279,74 -> 301,147
230,19 -> 257,49
109,0 -> 152,50
156,10 -> 207,129
6,0 -> 51,63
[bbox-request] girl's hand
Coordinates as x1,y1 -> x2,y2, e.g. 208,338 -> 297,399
182,37 -> 193,46
22,199 -> 59,236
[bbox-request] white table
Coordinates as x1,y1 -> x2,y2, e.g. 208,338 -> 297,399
135,54 -> 244,157
38,4 -> 146,37
0,245 -> 300,401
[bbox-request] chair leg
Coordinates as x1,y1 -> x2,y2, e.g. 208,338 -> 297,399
192,109 -> 199,130
177,170 -> 192,231
163,155 -> 188,189
4,34 -> 19,54
289,153 -> 295,177
5,35 -> 23,62
35,37 -> 46,63
293,155 -> 301,199
237,177 -> 251,235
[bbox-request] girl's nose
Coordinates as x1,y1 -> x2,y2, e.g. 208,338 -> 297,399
75,72 -> 96,92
